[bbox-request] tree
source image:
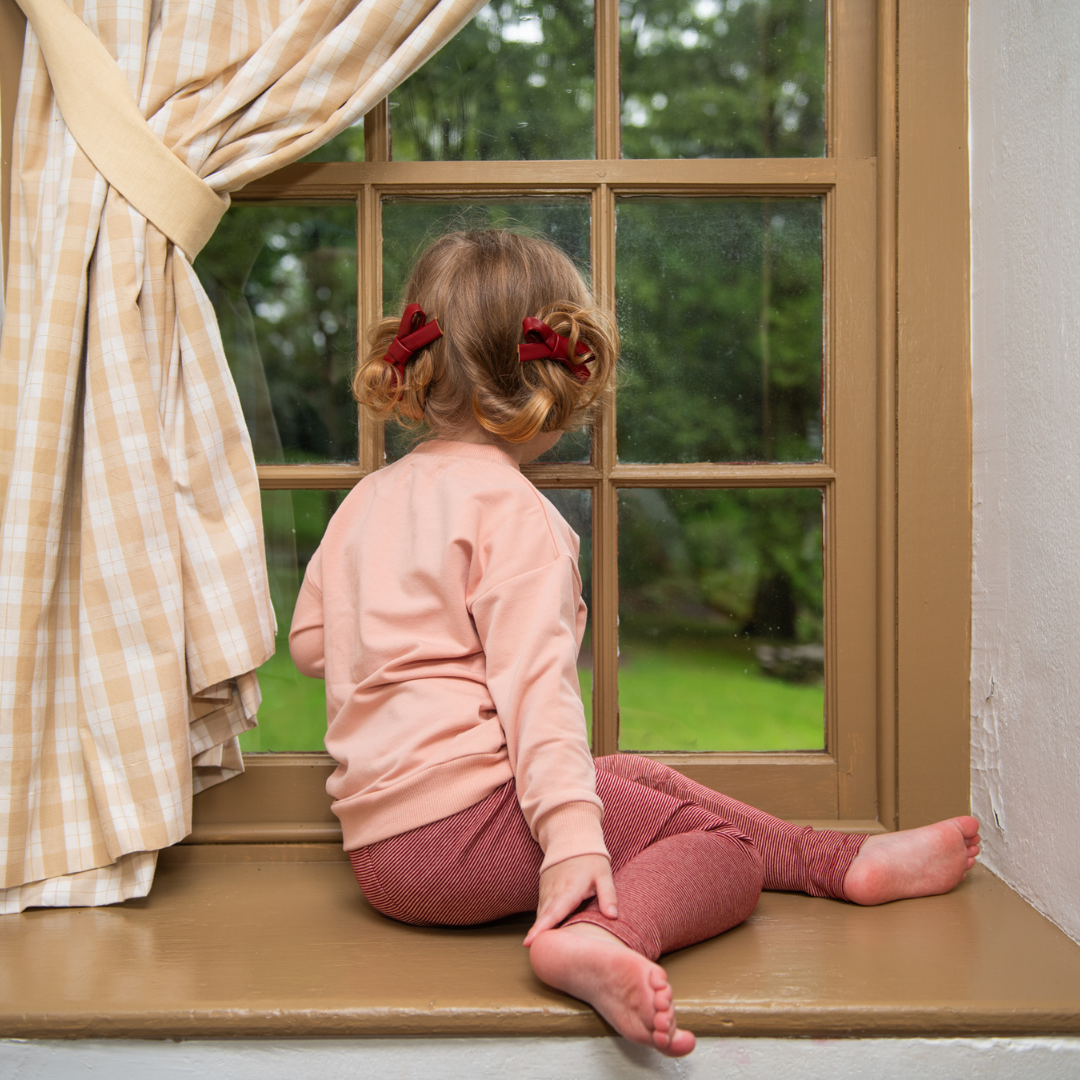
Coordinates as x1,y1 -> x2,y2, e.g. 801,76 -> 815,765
203,0 -> 829,675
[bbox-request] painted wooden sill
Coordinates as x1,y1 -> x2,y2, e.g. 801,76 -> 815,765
2,847 -> 1080,1040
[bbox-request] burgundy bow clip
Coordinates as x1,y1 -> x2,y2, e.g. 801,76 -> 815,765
383,304 -> 443,386
517,317 -> 592,385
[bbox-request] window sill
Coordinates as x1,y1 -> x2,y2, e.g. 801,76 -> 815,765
182,753 -> 878,844
2,847 -> 1079,1040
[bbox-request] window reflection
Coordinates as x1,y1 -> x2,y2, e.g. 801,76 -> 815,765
617,487 -> 824,751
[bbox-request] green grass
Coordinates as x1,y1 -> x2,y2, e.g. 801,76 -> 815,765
615,641 -> 824,752
239,643 -> 328,752
241,638 -> 823,753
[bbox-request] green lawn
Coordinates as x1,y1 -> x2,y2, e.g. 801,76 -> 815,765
614,641 -> 824,752
238,644 -> 328,752
240,638 -> 823,753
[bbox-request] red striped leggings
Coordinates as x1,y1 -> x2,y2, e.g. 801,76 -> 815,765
350,754 -> 866,961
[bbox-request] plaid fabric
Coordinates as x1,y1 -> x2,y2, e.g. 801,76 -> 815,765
0,0 -> 483,913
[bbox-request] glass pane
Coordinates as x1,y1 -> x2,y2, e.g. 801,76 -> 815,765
616,198 -> 822,463
195,206 -> 359,464
241,490 -> 347,752
390,0 -> 595,161
620,0 -> 825,159
539,489 -> 594,743
302,119 -> 365,163
242,486 -> 591,751
617,487 -> 824,751
536,425 -> 591,463
381,198 -> 592,462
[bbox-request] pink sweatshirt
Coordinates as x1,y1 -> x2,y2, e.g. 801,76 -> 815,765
289,440 -> 608,871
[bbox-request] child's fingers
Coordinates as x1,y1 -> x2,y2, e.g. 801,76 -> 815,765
524,887 -> 589,944
594,869 -> 618,919
523,904 -> 568,945
524,879 -> 594,945
524,860 -> 618,945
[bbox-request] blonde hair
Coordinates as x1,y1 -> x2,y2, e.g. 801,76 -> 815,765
354,230 -> 618,443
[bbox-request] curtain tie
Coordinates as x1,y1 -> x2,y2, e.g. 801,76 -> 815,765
16,0 -> 230,260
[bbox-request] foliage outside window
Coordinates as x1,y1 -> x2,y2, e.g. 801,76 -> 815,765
196,0 -> 889,825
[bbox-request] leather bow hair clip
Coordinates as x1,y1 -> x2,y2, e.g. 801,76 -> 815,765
517,317 -> 593,385
382,303 -> 443,386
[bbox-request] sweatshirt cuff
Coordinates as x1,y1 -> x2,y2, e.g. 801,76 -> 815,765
535,801 -> 610,872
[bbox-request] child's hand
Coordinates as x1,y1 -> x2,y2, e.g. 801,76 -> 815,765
523,854 -> 618,946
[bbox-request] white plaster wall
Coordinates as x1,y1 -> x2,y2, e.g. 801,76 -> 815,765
4,1037 -> 1080,1080
969,3 -> 1080,943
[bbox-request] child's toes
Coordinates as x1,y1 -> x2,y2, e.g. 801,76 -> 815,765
653,1004 -> 675,1034
652,1019 -> 676,1051
658,1027 -> 696,1057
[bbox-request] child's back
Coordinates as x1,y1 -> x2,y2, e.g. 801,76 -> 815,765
292,439 -> 603,865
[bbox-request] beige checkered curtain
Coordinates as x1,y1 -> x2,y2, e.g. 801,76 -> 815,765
0,0 -> 483,913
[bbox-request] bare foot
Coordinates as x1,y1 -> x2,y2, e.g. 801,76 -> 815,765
843,816 -> 982,905
528,923 -> 696,1057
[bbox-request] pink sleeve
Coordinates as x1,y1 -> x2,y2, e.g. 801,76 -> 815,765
471,555 -> 608,871
289,550 -> 325,679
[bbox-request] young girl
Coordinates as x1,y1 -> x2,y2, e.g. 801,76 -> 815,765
289,229 -> 981,1058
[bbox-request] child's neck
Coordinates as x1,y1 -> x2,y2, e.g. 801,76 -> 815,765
439,421 -> 561,466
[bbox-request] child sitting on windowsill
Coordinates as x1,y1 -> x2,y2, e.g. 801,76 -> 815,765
289,229 -> 981,1058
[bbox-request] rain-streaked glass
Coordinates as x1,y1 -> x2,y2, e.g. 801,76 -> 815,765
616,198 -> 822,463
617,487 -> 824,752
540,489 -> 594,740
241,490 -> 348,751
389,0 -> 595,161
620,0 -> 825,158
195,206 -> 359,464
381,199 -> 592,463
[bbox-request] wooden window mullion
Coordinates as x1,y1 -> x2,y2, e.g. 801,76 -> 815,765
594,0 -> 620,161
358,181 -> 383,472
589,179 -> 618,754
234,0 -> 892,824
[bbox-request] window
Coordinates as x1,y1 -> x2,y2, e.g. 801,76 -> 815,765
193,0 -> 966,829
0,1 -> 970,835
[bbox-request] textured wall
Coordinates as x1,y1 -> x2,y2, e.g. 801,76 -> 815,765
970,2 -> 1080,943
4,1037 -> 1080,1079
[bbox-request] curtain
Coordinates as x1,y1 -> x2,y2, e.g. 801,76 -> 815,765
0,0 -> 483,913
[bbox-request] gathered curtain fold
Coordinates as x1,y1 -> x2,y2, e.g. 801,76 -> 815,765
0,0 -> 483,913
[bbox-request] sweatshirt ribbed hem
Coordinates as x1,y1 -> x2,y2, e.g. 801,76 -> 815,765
333,753 -> 514,851
535,801 -> 609,871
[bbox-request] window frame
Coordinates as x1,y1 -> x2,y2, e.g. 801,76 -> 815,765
242,0 -> 883,823
0,0 -> 972,834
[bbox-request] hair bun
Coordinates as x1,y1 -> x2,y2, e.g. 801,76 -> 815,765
353,230 -> 618,442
